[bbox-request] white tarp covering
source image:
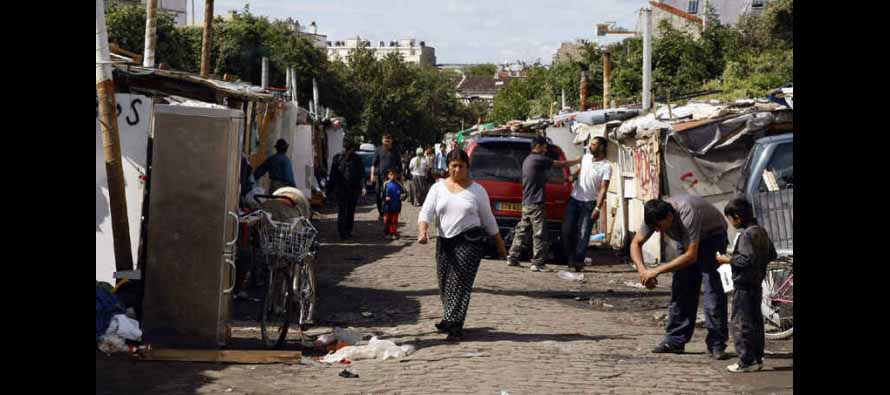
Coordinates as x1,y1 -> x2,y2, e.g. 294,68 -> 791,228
545,125 -> 583,159
326,125 -> 345,172
96,94 -> 152,284
263,103 -> 314,198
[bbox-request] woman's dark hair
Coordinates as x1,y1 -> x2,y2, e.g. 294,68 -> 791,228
724,198 -> 756,225
446,148 -> 470,167
644,199 -> 675,226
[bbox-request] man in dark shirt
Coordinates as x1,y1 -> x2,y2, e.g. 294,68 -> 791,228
370,133 -> 401,221
506,136 -> 580,272
328,140 -> 366,240
630,194 -> 730,359
254,139 -> 296,194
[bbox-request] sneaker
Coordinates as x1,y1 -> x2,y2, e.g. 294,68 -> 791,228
726,362 -> 761,373
651,343 -> 685,354
434,320 -> 451,333
710,349 -> 730,360
584,257 -> 593,265
530,264 -> 549,272
507,258 -> 520,267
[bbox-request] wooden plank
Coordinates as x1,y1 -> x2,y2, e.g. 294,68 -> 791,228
135,349 -> 301,364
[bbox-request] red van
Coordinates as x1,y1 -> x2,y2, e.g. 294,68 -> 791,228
463,133 -> 572,260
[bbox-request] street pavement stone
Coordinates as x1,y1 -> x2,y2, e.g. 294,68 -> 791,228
96,201 -> 792,395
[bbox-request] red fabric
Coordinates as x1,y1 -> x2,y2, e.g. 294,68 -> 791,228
384,213 -> 399,235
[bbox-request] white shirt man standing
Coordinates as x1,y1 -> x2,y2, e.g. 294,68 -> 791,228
561,136 -> 612,271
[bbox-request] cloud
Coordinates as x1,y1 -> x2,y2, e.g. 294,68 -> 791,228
190,0 -> 649,64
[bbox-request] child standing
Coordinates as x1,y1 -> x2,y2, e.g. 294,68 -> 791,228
717,198 -> 777,373
383,168 -> 406,240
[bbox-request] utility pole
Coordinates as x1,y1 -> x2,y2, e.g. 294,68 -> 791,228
561,88 -> 566,111
143,0 -> 158,68
192,0 -> 195,26
96,0 -> 134,273
200,0 -> 214,78
642,7 -> 652,113
602,48 -> 611,109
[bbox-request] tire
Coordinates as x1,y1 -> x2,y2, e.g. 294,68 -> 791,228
762,260 -> 793,340
260,258 -> 292,349
296,258 -> 317,331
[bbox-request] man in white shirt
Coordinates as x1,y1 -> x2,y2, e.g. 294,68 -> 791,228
409,148 -> 431,206
561,136 -> 612,272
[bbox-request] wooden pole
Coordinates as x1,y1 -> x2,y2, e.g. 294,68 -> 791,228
602,49 -> 611,109
200,0 -> 214,78
579,70 -> 589,111
97,0 -> 134,272
143,0 -> 158,67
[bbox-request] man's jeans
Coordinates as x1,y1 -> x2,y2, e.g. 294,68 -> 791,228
561,197 -> 596,264
663,233 -> 730,352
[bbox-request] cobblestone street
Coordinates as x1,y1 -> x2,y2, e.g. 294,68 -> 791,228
97,201 -> 793,394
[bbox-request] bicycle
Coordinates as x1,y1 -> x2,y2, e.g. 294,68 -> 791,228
241,198 -> 319,349
762,255 -> 793,340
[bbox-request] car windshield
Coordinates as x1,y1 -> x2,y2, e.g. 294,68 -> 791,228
470,141 -> 565,183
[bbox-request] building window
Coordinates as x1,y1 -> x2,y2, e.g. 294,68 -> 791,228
688,0 -> 699,14
751,0 -> 766,8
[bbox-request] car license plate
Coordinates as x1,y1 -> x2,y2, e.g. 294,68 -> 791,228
497,202 -> 522,212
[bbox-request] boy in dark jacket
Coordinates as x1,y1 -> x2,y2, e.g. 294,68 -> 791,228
717,198 -> 778,373
383,168 -> 406,240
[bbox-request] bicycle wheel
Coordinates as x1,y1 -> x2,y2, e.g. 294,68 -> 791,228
762,261 -> 793,340
260,257 -> 293,349
295,257 -> 317,331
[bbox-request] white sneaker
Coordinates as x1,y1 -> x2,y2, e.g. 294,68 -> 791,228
530,265 -> 549,272
584,257 -> 593,265
726,362 -> 761,373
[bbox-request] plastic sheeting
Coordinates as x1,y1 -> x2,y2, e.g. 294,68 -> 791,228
326,126 -> 345,173
96,94 -> 153,284
545,126 -> 583,159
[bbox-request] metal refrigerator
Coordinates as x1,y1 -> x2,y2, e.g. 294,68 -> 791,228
142,104 -> 244,348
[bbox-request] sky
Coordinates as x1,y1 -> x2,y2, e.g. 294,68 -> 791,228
186,0 -> 650,65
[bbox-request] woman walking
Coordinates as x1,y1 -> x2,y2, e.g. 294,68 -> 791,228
418,149 -> 507,341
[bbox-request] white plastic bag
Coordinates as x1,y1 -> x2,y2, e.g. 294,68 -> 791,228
558,271 -> 584,282
717,264 -> 734,293
321,345 -> 378,363
109,314 -> 143,341
320,336 -> 415,363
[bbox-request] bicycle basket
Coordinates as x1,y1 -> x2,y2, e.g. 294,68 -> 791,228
255,213 -> 318,260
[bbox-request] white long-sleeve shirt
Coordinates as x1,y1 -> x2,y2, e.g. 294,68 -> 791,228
409,156 -> 431,177
418,181 -> 500,238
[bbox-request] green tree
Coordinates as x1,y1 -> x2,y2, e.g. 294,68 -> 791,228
465,64 -> 498,77
104,0 -> 198,71
652,21 -> 710,97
